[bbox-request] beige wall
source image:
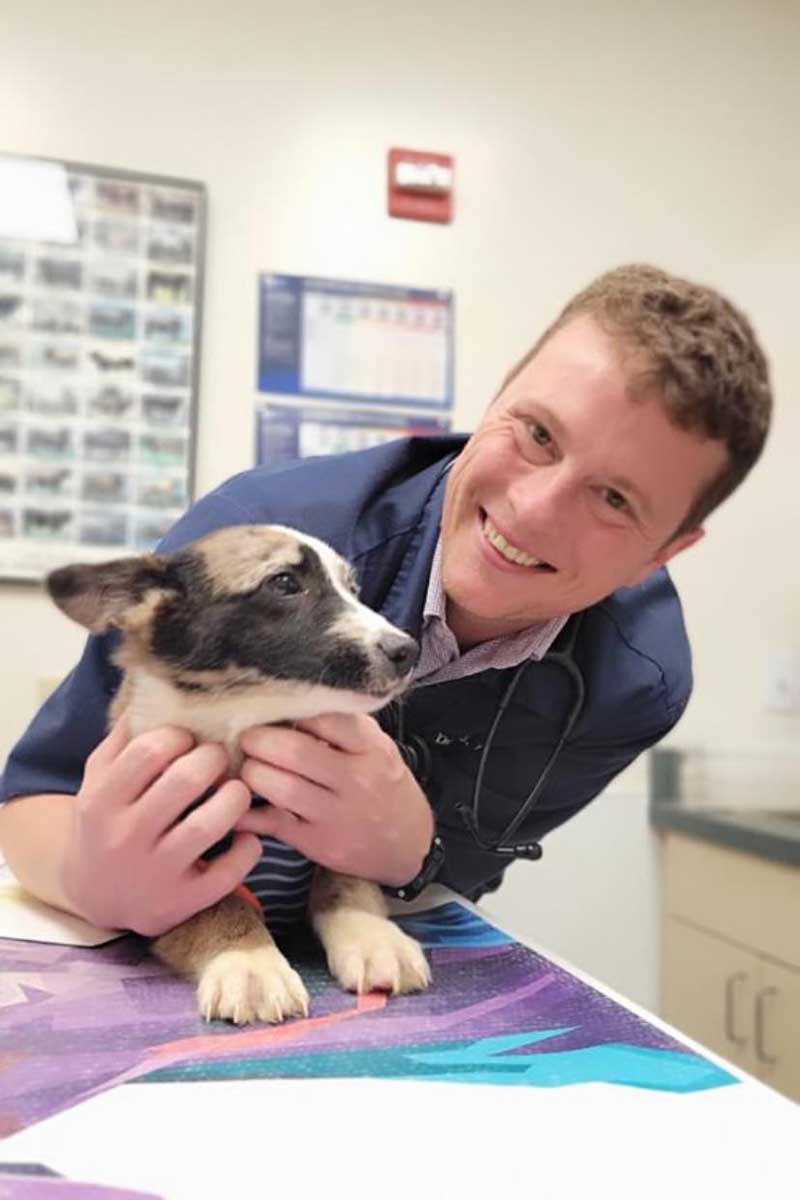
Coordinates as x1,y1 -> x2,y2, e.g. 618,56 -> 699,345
2,0 -> 798,1008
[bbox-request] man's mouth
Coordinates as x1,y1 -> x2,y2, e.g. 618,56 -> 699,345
482,513 -> 556,571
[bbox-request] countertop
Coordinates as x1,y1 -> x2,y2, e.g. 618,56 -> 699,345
650,800 -> 800,868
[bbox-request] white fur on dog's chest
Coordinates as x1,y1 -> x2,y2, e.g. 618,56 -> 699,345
125,674 -> 256,759
124,669 -> 385,763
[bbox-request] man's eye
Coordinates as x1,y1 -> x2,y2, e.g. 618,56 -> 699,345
268,572 -> 302,596
529,423 -> 552,447
604,488 -> 629,512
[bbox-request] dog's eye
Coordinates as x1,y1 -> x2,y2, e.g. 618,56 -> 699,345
268,571 -> 302,597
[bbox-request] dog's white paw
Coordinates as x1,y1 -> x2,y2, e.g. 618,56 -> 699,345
197,945 -> 309,1025
324,911 -> 431,995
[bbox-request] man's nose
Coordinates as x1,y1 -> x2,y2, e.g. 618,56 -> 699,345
507,463 -> 577,526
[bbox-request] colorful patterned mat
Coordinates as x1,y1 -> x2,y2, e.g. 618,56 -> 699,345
1,901 -> 735,1137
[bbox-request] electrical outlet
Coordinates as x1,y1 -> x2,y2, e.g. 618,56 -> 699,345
764,650 -> 800,712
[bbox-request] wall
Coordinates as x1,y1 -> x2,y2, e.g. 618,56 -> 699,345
2,0 -> 799,1011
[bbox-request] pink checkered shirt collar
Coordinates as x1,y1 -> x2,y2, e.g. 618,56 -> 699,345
412,538 -> 568,688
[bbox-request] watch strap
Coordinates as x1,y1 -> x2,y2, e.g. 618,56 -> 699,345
387,833 -> 445,901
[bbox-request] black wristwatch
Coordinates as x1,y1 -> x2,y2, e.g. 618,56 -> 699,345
386,834 -> 445,901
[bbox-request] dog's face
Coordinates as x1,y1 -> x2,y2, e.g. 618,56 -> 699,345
46,524 -> 418,714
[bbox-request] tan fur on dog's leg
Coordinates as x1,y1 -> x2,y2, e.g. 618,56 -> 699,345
309,870 -> 430,996
153,894 -> 309,1025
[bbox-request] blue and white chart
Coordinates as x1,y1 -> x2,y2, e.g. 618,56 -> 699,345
257,273 -> 454,411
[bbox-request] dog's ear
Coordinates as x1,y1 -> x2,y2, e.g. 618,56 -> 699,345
46,554 -> 175,633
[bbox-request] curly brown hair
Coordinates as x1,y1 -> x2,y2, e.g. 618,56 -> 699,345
503,264 -> 772,537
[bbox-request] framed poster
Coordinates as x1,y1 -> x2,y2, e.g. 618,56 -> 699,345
0,153 -> 205,581
256,402 -> 451,468
257,272 -> 454,412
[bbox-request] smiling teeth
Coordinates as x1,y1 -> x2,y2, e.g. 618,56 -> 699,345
483,517 -> 542,567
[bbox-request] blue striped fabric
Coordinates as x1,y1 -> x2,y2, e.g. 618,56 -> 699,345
243,837 -> 315,932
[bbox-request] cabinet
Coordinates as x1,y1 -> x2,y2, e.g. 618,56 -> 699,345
661,831 -> 800,1102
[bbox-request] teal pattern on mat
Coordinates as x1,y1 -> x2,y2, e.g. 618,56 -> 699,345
142,904 -> 738,1095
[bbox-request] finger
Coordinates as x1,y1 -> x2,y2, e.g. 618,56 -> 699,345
235,806 -> 311,856
239,725 -> 340,788
159,777 -> 252,862
84,725 -> 196,813
135,742 -> 230,834
85,710 -> 133,772
239,757 -> 330,819
184,832 -> 264,916
293,712 -> 375,753
235,803 -> 295,837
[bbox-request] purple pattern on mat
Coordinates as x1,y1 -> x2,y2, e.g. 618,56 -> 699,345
1,904 -> 705,1136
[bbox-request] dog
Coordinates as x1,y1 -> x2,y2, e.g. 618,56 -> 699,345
46,524 -> 431,1024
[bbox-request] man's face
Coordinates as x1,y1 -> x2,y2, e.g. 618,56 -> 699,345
441,315 -> 730,646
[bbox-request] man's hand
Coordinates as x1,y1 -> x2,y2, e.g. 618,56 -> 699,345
62,716 -> 262,936
235,713 -> 434,888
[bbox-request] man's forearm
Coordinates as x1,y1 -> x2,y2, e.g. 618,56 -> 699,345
0,793 -> 80,916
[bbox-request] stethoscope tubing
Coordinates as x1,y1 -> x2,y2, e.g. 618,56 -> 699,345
392,611 -> 587,862
458,611 -> 586,855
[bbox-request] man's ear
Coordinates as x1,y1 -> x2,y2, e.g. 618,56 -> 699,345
626,527 -> 705,588
46,554 -> 173,633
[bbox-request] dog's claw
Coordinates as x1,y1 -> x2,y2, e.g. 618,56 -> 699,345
323,912 -> 431,996
197,946 -> 309,1024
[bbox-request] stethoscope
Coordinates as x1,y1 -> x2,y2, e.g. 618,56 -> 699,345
394,610 -> 586,862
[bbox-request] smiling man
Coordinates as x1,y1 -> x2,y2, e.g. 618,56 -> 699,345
441,311 -> 732,644
0,264 -> 773,943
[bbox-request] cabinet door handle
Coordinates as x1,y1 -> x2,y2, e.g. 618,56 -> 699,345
724,972 -> 748,1047
755,986 -> 779,1066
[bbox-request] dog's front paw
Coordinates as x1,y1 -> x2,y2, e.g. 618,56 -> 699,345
197,945 -> 309,1025
324,911 -> 431,995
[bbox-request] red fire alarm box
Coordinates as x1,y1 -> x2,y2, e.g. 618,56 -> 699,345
388,148 -> 454,224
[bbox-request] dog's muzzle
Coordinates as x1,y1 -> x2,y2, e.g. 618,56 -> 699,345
377,631 -> 419,679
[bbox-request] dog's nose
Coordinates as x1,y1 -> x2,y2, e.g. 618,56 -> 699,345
378,632 -> 419,674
